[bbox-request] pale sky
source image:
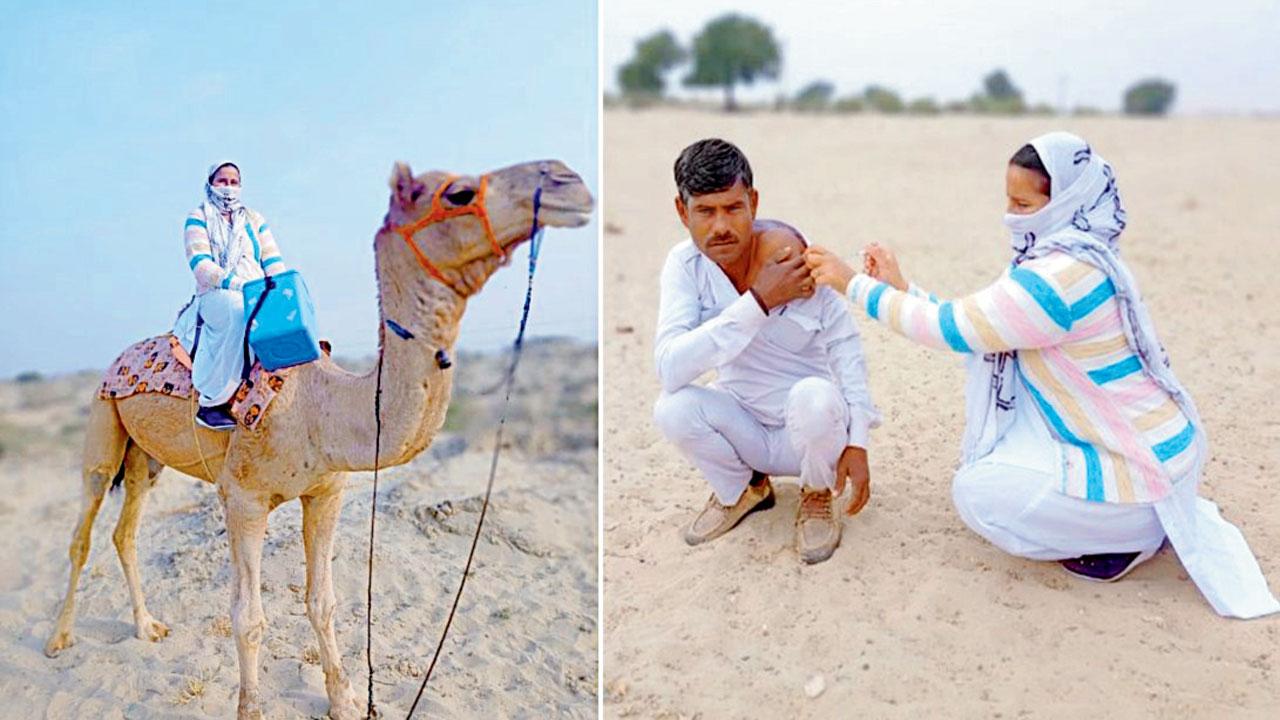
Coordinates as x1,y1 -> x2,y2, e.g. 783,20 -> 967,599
0,1 -> 598,377
604,0 -> 1280,114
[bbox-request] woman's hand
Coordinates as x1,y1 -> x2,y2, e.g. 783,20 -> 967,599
803,245 -> 856,294
863,242 -> 908,292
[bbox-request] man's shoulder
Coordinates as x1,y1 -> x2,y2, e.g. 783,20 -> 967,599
661,238 -> 704,280
666,238 -> 700,263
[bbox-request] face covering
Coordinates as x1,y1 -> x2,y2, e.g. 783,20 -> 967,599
209,184 -> 241,205
205,161 -> 244,214
1001,131 -> 1126,262
200,161 -> 249,270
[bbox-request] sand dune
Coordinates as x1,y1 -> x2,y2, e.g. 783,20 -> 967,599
0,340 -> 598,718
602,109 -> 1280,719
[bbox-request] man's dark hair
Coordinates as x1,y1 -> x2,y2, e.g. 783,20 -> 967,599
673,138 -> 753,202
1009,144 -> 1051,195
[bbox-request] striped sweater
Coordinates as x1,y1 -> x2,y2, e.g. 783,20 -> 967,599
847,251 -> 1198,504
183,207 -> 286,293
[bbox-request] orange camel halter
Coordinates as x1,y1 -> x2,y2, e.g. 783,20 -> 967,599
392,174 -> 507,294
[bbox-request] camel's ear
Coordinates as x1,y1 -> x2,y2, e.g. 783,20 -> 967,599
389,161 -> 425,210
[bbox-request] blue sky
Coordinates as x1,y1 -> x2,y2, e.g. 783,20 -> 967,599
0,0 -> 598,377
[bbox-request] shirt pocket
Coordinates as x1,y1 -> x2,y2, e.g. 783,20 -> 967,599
760,314 -> 820,353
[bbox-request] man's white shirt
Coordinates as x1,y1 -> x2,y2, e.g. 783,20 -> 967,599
654,239 -> 881,447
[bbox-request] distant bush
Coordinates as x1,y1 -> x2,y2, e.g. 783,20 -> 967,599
864,85 -> 904,113
906,97 -> 940,115
1123,78 -> 1176,116
14,371 -> 42,384
832,95 -> 865,113
969,93 -> 1026,115
792,80 -> 835,111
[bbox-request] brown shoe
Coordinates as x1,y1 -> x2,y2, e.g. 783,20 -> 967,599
684,478 -> 776,546
796,488 -> 841,564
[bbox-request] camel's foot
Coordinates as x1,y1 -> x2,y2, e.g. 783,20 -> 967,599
133,613 -> 170,643
327,695 -> 363,720
237,688 -> 265,720
325,674 -> 362,720
44,626 -> 75,658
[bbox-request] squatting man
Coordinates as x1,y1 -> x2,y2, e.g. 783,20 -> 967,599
652,138 -> 880,564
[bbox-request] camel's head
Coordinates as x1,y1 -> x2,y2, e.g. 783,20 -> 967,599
380,159 -> 593,297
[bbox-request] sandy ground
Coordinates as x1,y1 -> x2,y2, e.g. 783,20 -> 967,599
602,109 -> 1280,719
0,340 -> 597,718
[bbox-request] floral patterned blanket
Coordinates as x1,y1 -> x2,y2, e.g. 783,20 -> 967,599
97,334 -> 290,430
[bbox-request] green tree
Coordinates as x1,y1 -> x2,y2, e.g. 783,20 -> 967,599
863,85 -> 904,113
617,29 -> 687,99
792,80 -> 835,111
971,69 -> 1026,114
683,14 -> 781,111
983,69 -> 1022,101
1123,78 -> 1176,116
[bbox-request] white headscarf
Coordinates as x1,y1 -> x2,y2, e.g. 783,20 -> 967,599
202,160 -> 251,272
962,132 -> 1206,497
1003,131 -> 1127,258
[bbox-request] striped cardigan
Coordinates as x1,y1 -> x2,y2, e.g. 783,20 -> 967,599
846,251 -> 1198,504
183,207 -> 286,293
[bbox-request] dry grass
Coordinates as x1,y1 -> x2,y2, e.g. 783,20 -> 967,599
208,616 -> 232,638
173,671 -> 211,706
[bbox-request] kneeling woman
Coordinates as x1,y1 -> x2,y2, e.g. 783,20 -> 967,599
806,132 -> 1277,618
175,161 -> 288,430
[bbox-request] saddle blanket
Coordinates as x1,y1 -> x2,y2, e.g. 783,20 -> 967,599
98,334 -> 289,429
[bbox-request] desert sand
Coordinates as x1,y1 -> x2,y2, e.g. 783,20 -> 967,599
602,109 -> 1280,719
0,339 -> 597,718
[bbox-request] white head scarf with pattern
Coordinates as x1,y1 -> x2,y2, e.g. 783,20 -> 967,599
201,161 -> 251,272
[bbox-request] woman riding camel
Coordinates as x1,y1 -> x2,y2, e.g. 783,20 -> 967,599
176,161 -> 287,430
805,131 -> 1278,618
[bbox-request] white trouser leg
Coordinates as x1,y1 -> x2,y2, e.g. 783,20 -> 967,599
193,289 -> 247,406
653,385 -> 774,506
952,461 -> 1165,560
784,377 -> 849,492
951,380 -> 1165,559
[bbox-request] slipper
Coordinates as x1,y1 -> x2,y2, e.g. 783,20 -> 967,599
1060,546 -> 1159,583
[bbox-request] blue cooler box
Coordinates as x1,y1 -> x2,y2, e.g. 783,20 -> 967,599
242,270 -> 321,371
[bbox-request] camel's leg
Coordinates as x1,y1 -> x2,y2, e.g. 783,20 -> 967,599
112,442 -> 169,642
301,489 -> 361,720
223,487 -> 271,720
45,398 -> 128,657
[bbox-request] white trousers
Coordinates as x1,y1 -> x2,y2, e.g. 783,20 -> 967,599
653,377 -> 849,506
178,289 -> 247,407
951,376 -> 1166,559
953,376 -> 1280,618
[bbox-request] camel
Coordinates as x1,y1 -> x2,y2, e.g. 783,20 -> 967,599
43,159 -> 593,720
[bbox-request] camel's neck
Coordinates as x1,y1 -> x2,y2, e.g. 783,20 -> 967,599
317,232 -> 466,472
